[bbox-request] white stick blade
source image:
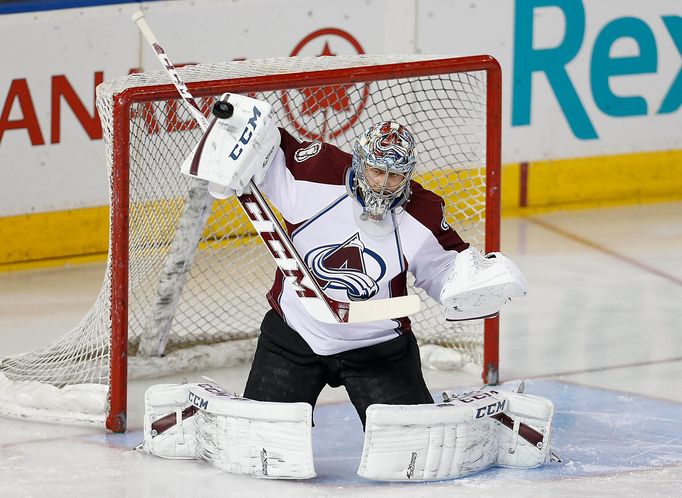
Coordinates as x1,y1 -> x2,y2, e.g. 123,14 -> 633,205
348,295 -> 421,323
301,295 -> 420,324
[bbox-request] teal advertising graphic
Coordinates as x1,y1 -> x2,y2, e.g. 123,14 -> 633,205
513,0 -> 681,140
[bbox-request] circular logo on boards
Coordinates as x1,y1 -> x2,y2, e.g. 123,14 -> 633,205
282,28 -> 371,142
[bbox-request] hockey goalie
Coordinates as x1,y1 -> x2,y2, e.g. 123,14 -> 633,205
136,91 -> 543,480
180,92 -> 527,422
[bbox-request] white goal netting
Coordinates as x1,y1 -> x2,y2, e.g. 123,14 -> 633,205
0,55 -> 499,429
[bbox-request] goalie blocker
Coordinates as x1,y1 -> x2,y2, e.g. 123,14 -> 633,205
180,92 -> 281,198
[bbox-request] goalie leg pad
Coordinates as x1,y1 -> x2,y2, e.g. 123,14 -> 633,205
358,388 -> 554,481
189,382 -> 316,479
358,396 -> 504,481
140,382 -> 316,479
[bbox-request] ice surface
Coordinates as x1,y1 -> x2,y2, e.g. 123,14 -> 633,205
1,202 -> 681,496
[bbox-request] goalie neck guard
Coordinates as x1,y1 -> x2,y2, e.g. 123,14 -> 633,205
350,122 -> 417,221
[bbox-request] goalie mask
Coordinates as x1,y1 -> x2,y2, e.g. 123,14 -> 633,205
350,122 -> 417,221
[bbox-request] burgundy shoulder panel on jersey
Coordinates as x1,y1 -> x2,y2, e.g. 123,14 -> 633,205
404,181 -> 470,252
278,128 -> 351,186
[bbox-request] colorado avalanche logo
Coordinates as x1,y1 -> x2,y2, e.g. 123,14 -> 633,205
305,233 -> 385,301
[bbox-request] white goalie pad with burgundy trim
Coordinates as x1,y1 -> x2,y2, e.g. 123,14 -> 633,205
139,381 -> 316,479
358,387 -> 554,481
140,383 -> 199,459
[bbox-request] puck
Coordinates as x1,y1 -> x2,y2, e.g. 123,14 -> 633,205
212,100 -> 234,119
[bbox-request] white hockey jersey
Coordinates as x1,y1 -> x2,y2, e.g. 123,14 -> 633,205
259,129 -> 469,355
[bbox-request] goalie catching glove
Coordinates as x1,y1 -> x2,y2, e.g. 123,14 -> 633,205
138,381 -> 315,479
440,247 -> 528,321
180,92 -> 281,198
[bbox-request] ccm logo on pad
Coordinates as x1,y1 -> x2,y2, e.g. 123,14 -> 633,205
188,392 -> 209,410
475,400 -> 507,419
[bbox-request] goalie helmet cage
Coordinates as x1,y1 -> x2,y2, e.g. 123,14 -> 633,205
0,55 -> 501,433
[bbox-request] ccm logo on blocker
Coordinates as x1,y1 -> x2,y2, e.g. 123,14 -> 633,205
229,106 -> 263,160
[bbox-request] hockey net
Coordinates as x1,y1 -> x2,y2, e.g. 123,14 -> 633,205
0,55 -> 501,431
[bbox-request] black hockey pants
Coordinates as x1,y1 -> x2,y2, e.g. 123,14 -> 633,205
244,309 -> 434,428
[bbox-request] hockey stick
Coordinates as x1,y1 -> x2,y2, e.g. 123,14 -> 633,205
131,11 -> 420,324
